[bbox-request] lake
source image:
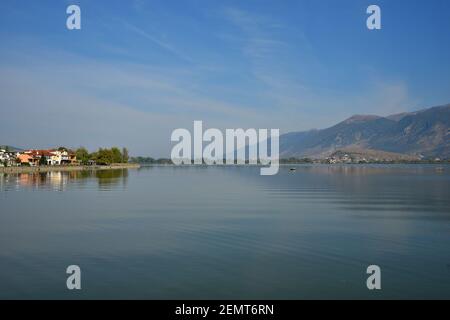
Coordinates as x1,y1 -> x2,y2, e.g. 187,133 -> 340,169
0,165 -> 449,299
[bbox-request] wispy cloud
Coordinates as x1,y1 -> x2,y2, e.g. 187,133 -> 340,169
220,7 -> 314,115
222,7 -> 288,60
122,21 -> 194,63
219,6 -> 418,125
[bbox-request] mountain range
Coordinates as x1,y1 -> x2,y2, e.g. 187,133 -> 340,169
280,104 -> 450,159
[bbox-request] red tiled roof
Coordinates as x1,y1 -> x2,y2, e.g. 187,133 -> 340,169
24,150 -> 54,157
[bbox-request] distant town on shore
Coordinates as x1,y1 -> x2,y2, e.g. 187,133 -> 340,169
0,146 -> 130,167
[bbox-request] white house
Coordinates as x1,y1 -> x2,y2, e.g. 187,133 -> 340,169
0,149 -> 19,167
48,150 -> 71,165
48,151 -> 61,165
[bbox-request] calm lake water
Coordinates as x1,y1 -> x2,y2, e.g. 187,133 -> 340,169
1,165 -> 449,299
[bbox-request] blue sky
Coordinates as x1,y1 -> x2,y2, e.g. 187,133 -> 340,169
1,0 -> 449,156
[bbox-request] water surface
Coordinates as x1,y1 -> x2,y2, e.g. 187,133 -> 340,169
1,165 -> 449,299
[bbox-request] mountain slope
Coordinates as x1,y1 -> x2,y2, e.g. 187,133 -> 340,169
280,104 -> 450,159
0,145 -> 24,152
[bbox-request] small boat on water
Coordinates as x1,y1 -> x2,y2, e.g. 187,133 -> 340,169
289,168 -> 296,172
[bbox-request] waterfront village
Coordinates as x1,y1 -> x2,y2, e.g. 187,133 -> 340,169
0,148 -> 76,167
0,147 -> 129,167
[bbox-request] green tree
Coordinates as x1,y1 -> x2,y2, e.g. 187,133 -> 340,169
122,148 -> 129,163
39,156 -> 47,166
111,147 -> 122,163
75,147 -> 90,165
90,147 -> 129,165
94,148 -> 108,165
95,148 -> 113,165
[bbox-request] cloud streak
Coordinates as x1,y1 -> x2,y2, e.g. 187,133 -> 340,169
122,21 -> 194,63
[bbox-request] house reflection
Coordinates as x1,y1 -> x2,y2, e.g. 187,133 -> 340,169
0,169 -> 129,191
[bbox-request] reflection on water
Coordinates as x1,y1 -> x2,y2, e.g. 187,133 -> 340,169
0,165 -> 449,299
0,169 -> 128,191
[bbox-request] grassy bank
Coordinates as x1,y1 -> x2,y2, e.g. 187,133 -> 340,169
0,163 -> 140,174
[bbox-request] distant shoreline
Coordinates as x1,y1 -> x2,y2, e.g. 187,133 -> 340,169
1,162 -> 448,174
135,162 -> 449,167
0,163 -> 140,174
132,160 -> 449,165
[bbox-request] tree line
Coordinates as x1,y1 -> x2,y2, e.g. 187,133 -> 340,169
129,157 -> 173,164
76,147 -> 129,165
